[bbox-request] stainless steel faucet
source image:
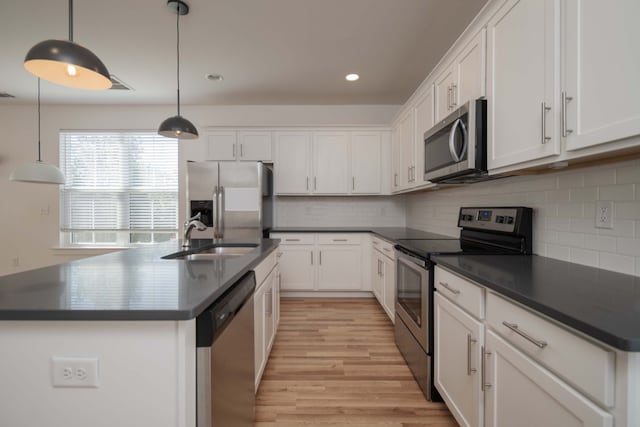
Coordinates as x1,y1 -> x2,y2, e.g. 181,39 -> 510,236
182,212 -> 207,248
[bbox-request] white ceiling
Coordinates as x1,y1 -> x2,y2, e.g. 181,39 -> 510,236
0,0 -> 487,105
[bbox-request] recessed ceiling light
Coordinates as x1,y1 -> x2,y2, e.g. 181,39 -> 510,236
345,73 -> 359,82
206,74 -> 224,82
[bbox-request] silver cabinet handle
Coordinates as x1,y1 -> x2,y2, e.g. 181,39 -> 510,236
333,239 -> 348,242
377,259 -> 381,276
439,281 -> 460,295
407,166 -> 411,182
467,334 -> 477,376
352,176 -> 355,191
541,102 -> 551,144
285,238 -> 300,242
314,176 -> 317,191
451,84 -> 457,108
394,173 -> 398,187
310,251 -> 313,265
502,321 -> 548,349
447,85 -> 452,110
319,250 -> 322,265
232,143 -> 236,157
482,346 -> 492,391
562,91 -> 574,137
240,143 -> 244,157
306,176 -> 309,191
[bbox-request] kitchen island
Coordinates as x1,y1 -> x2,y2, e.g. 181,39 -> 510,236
0,238 -> 278,427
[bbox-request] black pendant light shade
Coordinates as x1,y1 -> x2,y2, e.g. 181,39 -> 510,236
158,115 -> 199,139
159,0 -> 199,140
23,0 -> 112,90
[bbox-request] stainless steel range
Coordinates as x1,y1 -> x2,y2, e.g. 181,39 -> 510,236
394,207 -> 533,400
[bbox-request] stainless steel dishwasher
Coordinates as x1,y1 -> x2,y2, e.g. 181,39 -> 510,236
196,271 -> 255,427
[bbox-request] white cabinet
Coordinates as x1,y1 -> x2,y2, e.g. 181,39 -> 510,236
435,29 -> 486,123
274,132 -> 312,195
371,236 -> 396,321
207,131 -> 272,161
253,251 -> 280,390
434,293 -> 484,427
391,109 -> 417,193
485,330 -> 613,427
312,132 -> 349,194
563,0 -> 640,152
413,85 -> 435,187
271,233 -> 364,292
486,0 -> 561,170
351,132 -> 382,194
391,126 -> 402,191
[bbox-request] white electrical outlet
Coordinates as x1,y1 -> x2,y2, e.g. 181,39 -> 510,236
51,357 -> 100,388
595,201 -> 614,229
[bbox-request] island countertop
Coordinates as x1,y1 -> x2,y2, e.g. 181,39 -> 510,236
0,239 -> 278,321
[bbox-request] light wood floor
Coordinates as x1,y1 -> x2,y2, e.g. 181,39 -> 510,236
255,298 -> 457,427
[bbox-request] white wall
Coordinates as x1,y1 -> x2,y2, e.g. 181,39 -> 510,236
406,158 -> 640,276
275,195 -> 406,227
0,103 -> 398,276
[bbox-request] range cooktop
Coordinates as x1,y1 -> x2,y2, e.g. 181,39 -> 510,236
395,238 -> 523,259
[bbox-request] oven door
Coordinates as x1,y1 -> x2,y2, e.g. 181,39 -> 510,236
395,249 -> 430,352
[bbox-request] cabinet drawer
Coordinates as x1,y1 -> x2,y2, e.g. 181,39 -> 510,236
270,233 -> 315,245
435,267 -> 485,319
317,233 -> 362,245
372,235 -> 395,258
487,292 -> 615,408
254,250 -> 277,287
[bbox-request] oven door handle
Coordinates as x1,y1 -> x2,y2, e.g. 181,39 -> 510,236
394,245 -> 428,268
448,118 -> 468,162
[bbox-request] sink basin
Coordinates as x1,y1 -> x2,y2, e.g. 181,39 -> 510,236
162,244 -> 258,261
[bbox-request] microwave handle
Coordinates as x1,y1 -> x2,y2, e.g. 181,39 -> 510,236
449,118 -> 468,162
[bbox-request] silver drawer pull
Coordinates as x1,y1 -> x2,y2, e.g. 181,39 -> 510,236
439,281 -> 460,295
333,239 -> 348,242
467,334 -> 477,376
285,238 -> 301,242
502,321 -> 548,349
482,346 -> 492,391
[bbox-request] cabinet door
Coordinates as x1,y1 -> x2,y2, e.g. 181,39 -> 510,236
274,265 -> 281,328
564,0 -> 640,151
371,252 -> 383,303
254,283 -> 266,389
455,29 -> 486,108
487,0 -> 560,170
274,132 -> 312,195
398,111 -> 415,188
435,65 -> 456,122
391,125 -> 403,192
485,330 -> 613,427
414,86 -> 434,185
351,132 -> 382,194
207,132 -> 237,160
264,273 -> 275,351
434,293 -> 483,427
317,246 -> 362,291
313,132 -> 349,194
278,245 -> 315,290
237,131 -> 272,161
382,255 -> 395,321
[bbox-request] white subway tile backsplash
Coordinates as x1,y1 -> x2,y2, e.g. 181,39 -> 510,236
598,184 -> 635,201
599,252 -> 635,275
617,238 -> 640,257
616,165 -> 640,184
597,219 -> 635,237
557,203 -> 583,218
526,191 -> 547,204
584,234 -> 617,253
569,187 -> 597,202
546,217 -> 570,231
558,173 -> 584,189
583,168 -> 616,187
547,244 -> 570,261
569,248 -> 599,267
546,189 -> 570,203
556,231 -> 584,248
583,202 -> 596,219
616,202 -> 640,220
569,218 -> 595,234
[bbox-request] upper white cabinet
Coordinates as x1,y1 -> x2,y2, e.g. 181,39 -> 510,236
399,110 -> 416,188
274,132 -> 312,195
313,132 -> 349,194
274,130 -> 389,196
435,29 -> 486,123
487,0 -> 561,170
351,132 -> 382,194
563,0 -> 640,152
207,131 -> 272,161
413,85 -> 435,187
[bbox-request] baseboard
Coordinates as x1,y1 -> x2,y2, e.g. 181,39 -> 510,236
281,291 -> 375,298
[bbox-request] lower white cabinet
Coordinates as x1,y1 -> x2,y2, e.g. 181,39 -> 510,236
254,251 -> 280,390
371,236 -> 396,321
434,293 -> 484,427
270,233 -> 364,292
484,330 -> 613,427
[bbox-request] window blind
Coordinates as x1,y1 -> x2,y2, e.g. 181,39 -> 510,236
60,132 -> 178,245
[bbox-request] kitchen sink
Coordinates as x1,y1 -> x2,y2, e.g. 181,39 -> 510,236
162,244 -> 258,261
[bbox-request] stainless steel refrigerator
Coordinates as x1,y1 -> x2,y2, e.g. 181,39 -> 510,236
186,161 -> 272,239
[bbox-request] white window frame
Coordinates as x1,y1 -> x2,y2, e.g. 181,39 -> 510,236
59,131 -> 179,248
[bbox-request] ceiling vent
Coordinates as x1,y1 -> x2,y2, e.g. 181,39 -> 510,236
0,92 -> 16,98
109,75 -> 134,91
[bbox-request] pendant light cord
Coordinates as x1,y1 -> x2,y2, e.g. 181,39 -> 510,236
37,78 -> 42,162
176,5 -> 181,116
68,0 -> 74,42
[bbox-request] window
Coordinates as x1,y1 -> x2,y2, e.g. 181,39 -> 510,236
60,132 -> 178,247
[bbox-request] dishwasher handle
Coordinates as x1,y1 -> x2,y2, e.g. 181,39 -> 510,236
196,271 -> 256,347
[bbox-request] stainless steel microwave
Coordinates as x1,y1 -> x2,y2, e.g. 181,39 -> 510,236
424,98 -> 487,184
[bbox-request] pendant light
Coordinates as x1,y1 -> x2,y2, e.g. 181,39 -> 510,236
24,0 -> 112,90
158,0 -> 199,140
10,79 -> 65,185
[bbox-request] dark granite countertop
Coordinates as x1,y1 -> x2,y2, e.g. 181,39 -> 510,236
0,239 -> 278,321
432,254 -> 640,352
270,227 -> 455,241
